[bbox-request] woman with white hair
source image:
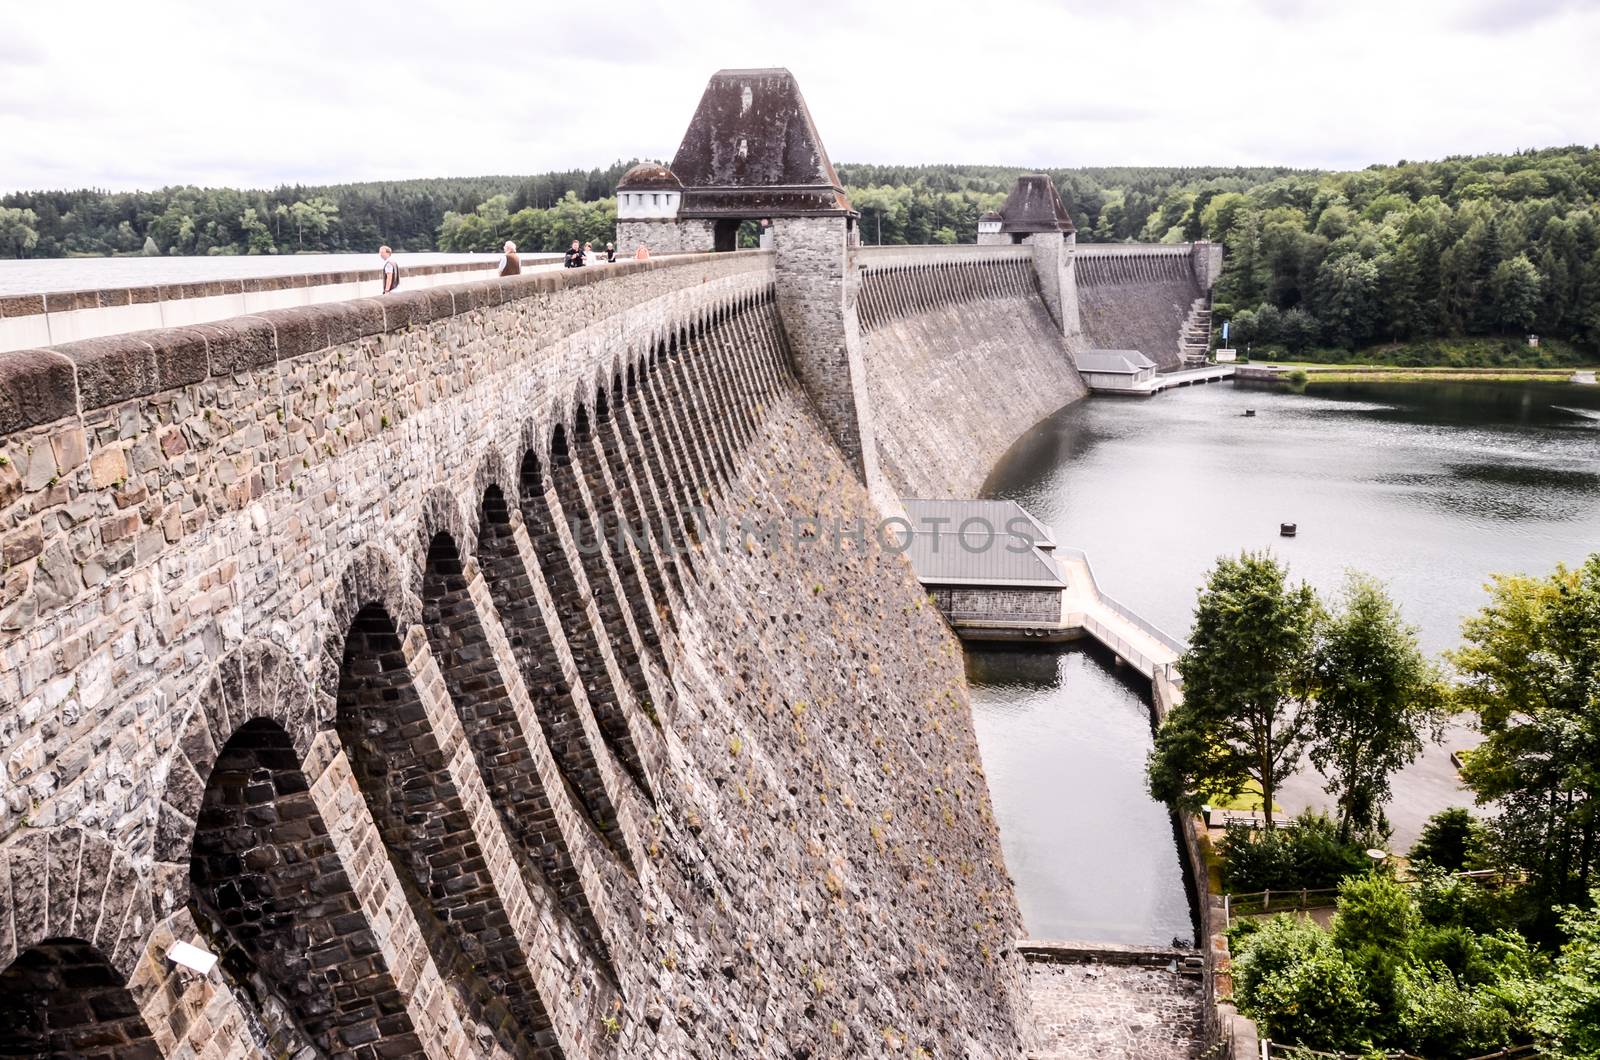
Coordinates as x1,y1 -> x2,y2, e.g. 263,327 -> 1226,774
495,240 -> 521,277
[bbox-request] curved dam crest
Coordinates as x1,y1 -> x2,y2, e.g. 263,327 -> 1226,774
0,253 -> 1032,1058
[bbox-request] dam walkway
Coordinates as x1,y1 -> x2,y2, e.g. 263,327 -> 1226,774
903,499 -> 1186,682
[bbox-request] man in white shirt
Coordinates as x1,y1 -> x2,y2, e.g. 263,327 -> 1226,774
379,246 -> 400,294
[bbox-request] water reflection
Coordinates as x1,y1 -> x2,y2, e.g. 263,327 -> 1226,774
968,642 -> 1196,947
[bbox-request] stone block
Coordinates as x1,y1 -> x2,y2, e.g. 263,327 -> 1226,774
57,335 -> 158,411
144,327 -> 211,389
0,349 -> 78,434
200,317 -> 277,376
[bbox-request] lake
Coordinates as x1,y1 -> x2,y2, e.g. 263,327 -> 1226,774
969,379 -> 1600,945
0,252 -> 560,294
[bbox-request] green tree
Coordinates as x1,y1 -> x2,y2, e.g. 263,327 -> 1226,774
1410,808 -> 1491,873
1450,555 -> 1600,921
0,206 -> 40,257
1311,573 -> 1446,839
1149,552 -> 1322,829
1232,915 -> 1377,1050
1491,253 -> 1545,331
1537,892 -> 1600,1059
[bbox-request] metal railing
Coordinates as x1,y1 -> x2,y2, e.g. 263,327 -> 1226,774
1057,546 -> 1190,673
1223,888 -> 1341,925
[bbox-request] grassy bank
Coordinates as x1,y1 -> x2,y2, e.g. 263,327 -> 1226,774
1232,335 -> 1594,370
1299,369 -> 1586,385
1252,364 -> 1593,386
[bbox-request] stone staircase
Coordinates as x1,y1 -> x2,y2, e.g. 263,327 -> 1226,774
1179,297 -> 1211,368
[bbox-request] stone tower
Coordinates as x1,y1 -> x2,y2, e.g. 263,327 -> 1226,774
976,210 -> 1005,245
994,174 -> 1080,336
615,162 -> 705,256
662,68 -> 882,492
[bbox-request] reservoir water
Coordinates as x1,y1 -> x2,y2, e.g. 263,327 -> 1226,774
0,252 -> 561,294
969,380 -> 1600,945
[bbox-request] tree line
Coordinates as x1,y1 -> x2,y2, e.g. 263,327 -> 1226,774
5,148 -> 1600,353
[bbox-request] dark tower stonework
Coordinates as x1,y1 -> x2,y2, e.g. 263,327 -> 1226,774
996,174 -> 1081,337
651,68 -> 884,493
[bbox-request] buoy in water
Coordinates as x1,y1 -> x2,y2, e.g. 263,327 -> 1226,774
1243,409 -> 1257,417
1280,522 -> 1297,537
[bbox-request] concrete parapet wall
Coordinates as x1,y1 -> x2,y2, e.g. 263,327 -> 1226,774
0,258 -> 565,354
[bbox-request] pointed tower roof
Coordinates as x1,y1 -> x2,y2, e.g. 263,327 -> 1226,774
998,174 -> 1075,235
670,68 -> 855,219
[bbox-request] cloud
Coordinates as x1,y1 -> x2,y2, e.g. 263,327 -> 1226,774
1,0 -> 1596,192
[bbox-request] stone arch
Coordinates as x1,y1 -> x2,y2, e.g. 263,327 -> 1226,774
0,937 -> 159,1059
318,541 -> 419,711
520,445 -> 652,797
475,442 -> 518,512
3,828 -> 153,985
334,601 -> 561,1059
188,716 -> 425,1057
154,639 -> 316,869
413,483 -> 474,602
473,479 -> 628,856
421,526 -> 613,969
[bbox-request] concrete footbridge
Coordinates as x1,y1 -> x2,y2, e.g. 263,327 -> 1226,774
901,499 -> 1186,682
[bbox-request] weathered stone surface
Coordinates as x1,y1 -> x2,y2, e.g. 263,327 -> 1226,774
56,335 -> 158,411
859,248 -> 1088,497
0,247 -> 1059,1059
0,349 -> 77,433
1030,961 -> 1205,1060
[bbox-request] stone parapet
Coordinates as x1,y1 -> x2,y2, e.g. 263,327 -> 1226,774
0,250 -> 770,436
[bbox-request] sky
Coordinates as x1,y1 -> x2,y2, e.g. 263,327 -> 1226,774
2,0 -> 1598,192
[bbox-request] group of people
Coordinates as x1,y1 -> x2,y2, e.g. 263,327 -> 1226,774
562,240 -> 618,268
378,238 -> 650,293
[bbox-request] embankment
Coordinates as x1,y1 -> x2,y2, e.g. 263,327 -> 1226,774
0,252 -> 1031,1058
856,246 -> 1088,499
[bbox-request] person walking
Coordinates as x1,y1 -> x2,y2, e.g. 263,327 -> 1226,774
564,240 -> 585,268
583,241 -> 594,264
605,242 -> 616,263
634,243 -> 650,261
379,246 -> 400,293
495,240 -> 521,277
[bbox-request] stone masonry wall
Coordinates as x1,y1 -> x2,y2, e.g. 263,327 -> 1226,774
0,250 -> 1032,1058
615,220 -> 715,259
857,249 -> 1088,499
1074,247 -> 1204,371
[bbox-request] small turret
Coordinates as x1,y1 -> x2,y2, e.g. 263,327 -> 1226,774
976,211 -> 1005,245
616,163 -> 683,221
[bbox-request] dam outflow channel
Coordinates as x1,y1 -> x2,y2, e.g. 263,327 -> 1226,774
968,378 -> 1600,946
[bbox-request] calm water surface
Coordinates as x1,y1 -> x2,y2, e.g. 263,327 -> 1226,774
969,380 -> 1600,944
0,252 -> 563,294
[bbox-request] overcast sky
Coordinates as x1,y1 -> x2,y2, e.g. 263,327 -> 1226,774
2,0 -> 1597,192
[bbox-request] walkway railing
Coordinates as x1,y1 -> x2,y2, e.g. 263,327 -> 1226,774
1057,546 -> 1189,673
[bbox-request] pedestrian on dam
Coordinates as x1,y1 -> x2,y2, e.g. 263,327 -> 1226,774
495,240 -> 521,277
379,246 -> 400,293
564,240 -> 585,268
605,242 -> 616,263
634,243 -> 650,261
583,241 -> 595,264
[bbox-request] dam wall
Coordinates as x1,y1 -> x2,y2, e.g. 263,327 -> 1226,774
1074,244 -> 1208,371
856,245 -> 1088,498
0,253 -> 1031,1058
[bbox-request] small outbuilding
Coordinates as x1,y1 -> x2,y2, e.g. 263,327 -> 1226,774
1075,349 -> 1158,393
901,499 -> 1066,627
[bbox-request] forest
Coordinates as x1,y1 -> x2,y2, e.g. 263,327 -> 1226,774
3,147 -> 1599,355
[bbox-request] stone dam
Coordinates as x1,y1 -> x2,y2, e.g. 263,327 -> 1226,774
0,69 -> 1220,1058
